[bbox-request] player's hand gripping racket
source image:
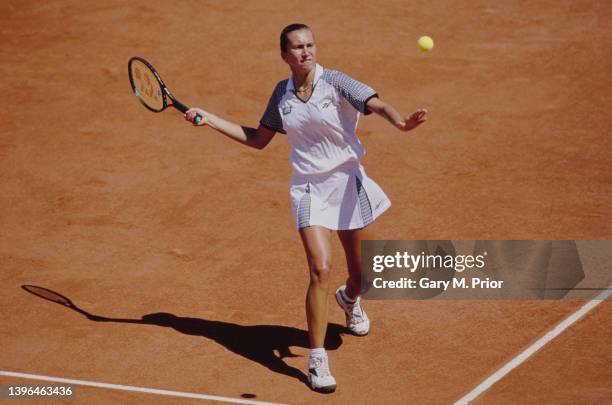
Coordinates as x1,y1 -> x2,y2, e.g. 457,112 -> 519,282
128,56 -> 201,124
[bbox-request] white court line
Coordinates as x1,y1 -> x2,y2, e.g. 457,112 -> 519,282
455,285 -> 612,404
0,370 -> 286,405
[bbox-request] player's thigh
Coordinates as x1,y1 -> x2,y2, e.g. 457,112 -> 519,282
299,226 -> 334,269
337,227 -> 370,265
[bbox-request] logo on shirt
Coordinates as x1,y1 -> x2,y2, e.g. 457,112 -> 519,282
282,106 -> 292,115
321,101 -> 332,109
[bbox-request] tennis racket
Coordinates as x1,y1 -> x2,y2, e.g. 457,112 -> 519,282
128,56 -> 201,124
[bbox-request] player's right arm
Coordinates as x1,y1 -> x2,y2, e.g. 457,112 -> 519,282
185,108 -> 276,150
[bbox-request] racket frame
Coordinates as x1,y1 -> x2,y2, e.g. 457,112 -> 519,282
128,56 -> 190,114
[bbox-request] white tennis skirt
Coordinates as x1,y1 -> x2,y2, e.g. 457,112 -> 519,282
289,161 -> 391,230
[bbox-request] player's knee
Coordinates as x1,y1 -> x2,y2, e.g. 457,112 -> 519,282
310,260 -> 332,284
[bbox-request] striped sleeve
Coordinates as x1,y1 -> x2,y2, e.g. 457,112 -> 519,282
321,70 -> 378,115
259,80 -> 288,134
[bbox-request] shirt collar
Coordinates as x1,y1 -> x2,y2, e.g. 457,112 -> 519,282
287,64 -> 324,92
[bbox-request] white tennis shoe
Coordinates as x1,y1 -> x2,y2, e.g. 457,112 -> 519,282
308,353 -> 337,393
335,285 -> 370,336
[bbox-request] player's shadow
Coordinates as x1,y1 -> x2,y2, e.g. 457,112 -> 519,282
20,285 -> 344,385
95,312 -> 344,385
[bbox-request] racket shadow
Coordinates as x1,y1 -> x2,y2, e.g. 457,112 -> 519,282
21,285 -> 345,386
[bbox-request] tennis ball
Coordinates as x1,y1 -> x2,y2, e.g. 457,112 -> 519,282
418,36 -> 434,52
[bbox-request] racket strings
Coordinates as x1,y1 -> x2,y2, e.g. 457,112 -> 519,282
129,59 -> 165,111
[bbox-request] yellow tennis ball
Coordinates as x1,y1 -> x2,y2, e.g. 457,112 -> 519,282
418,36 -> 434,52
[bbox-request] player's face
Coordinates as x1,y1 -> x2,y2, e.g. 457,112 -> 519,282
282,29 -> 317,74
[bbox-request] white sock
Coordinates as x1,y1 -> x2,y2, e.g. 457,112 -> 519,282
310,348 -> 326,358
342,288 -> 357,304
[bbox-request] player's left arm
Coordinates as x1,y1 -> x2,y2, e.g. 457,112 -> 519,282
366,97 -> 427,132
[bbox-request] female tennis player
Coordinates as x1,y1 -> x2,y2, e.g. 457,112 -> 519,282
185,23 -> 427,393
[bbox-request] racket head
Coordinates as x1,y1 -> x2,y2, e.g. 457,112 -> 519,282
22,285 -> 75,308
128,56 -> 168,113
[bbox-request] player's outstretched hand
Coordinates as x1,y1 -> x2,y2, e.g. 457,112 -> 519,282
401,109 -> 428,131
185,108 -> 208,126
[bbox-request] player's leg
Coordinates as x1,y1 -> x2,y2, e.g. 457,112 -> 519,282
299,225 -> 333,348
337,227 -> 368,298
336,227 -> 370,336
299,225 -> 336,393
338,226 -> 372,298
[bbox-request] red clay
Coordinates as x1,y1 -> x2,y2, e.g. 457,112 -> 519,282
1,1 -> 610,404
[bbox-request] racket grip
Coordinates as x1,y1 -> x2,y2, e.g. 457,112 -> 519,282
195,115 -> 202,125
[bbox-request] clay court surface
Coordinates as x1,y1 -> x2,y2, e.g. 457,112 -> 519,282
1,1 -> 611,404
